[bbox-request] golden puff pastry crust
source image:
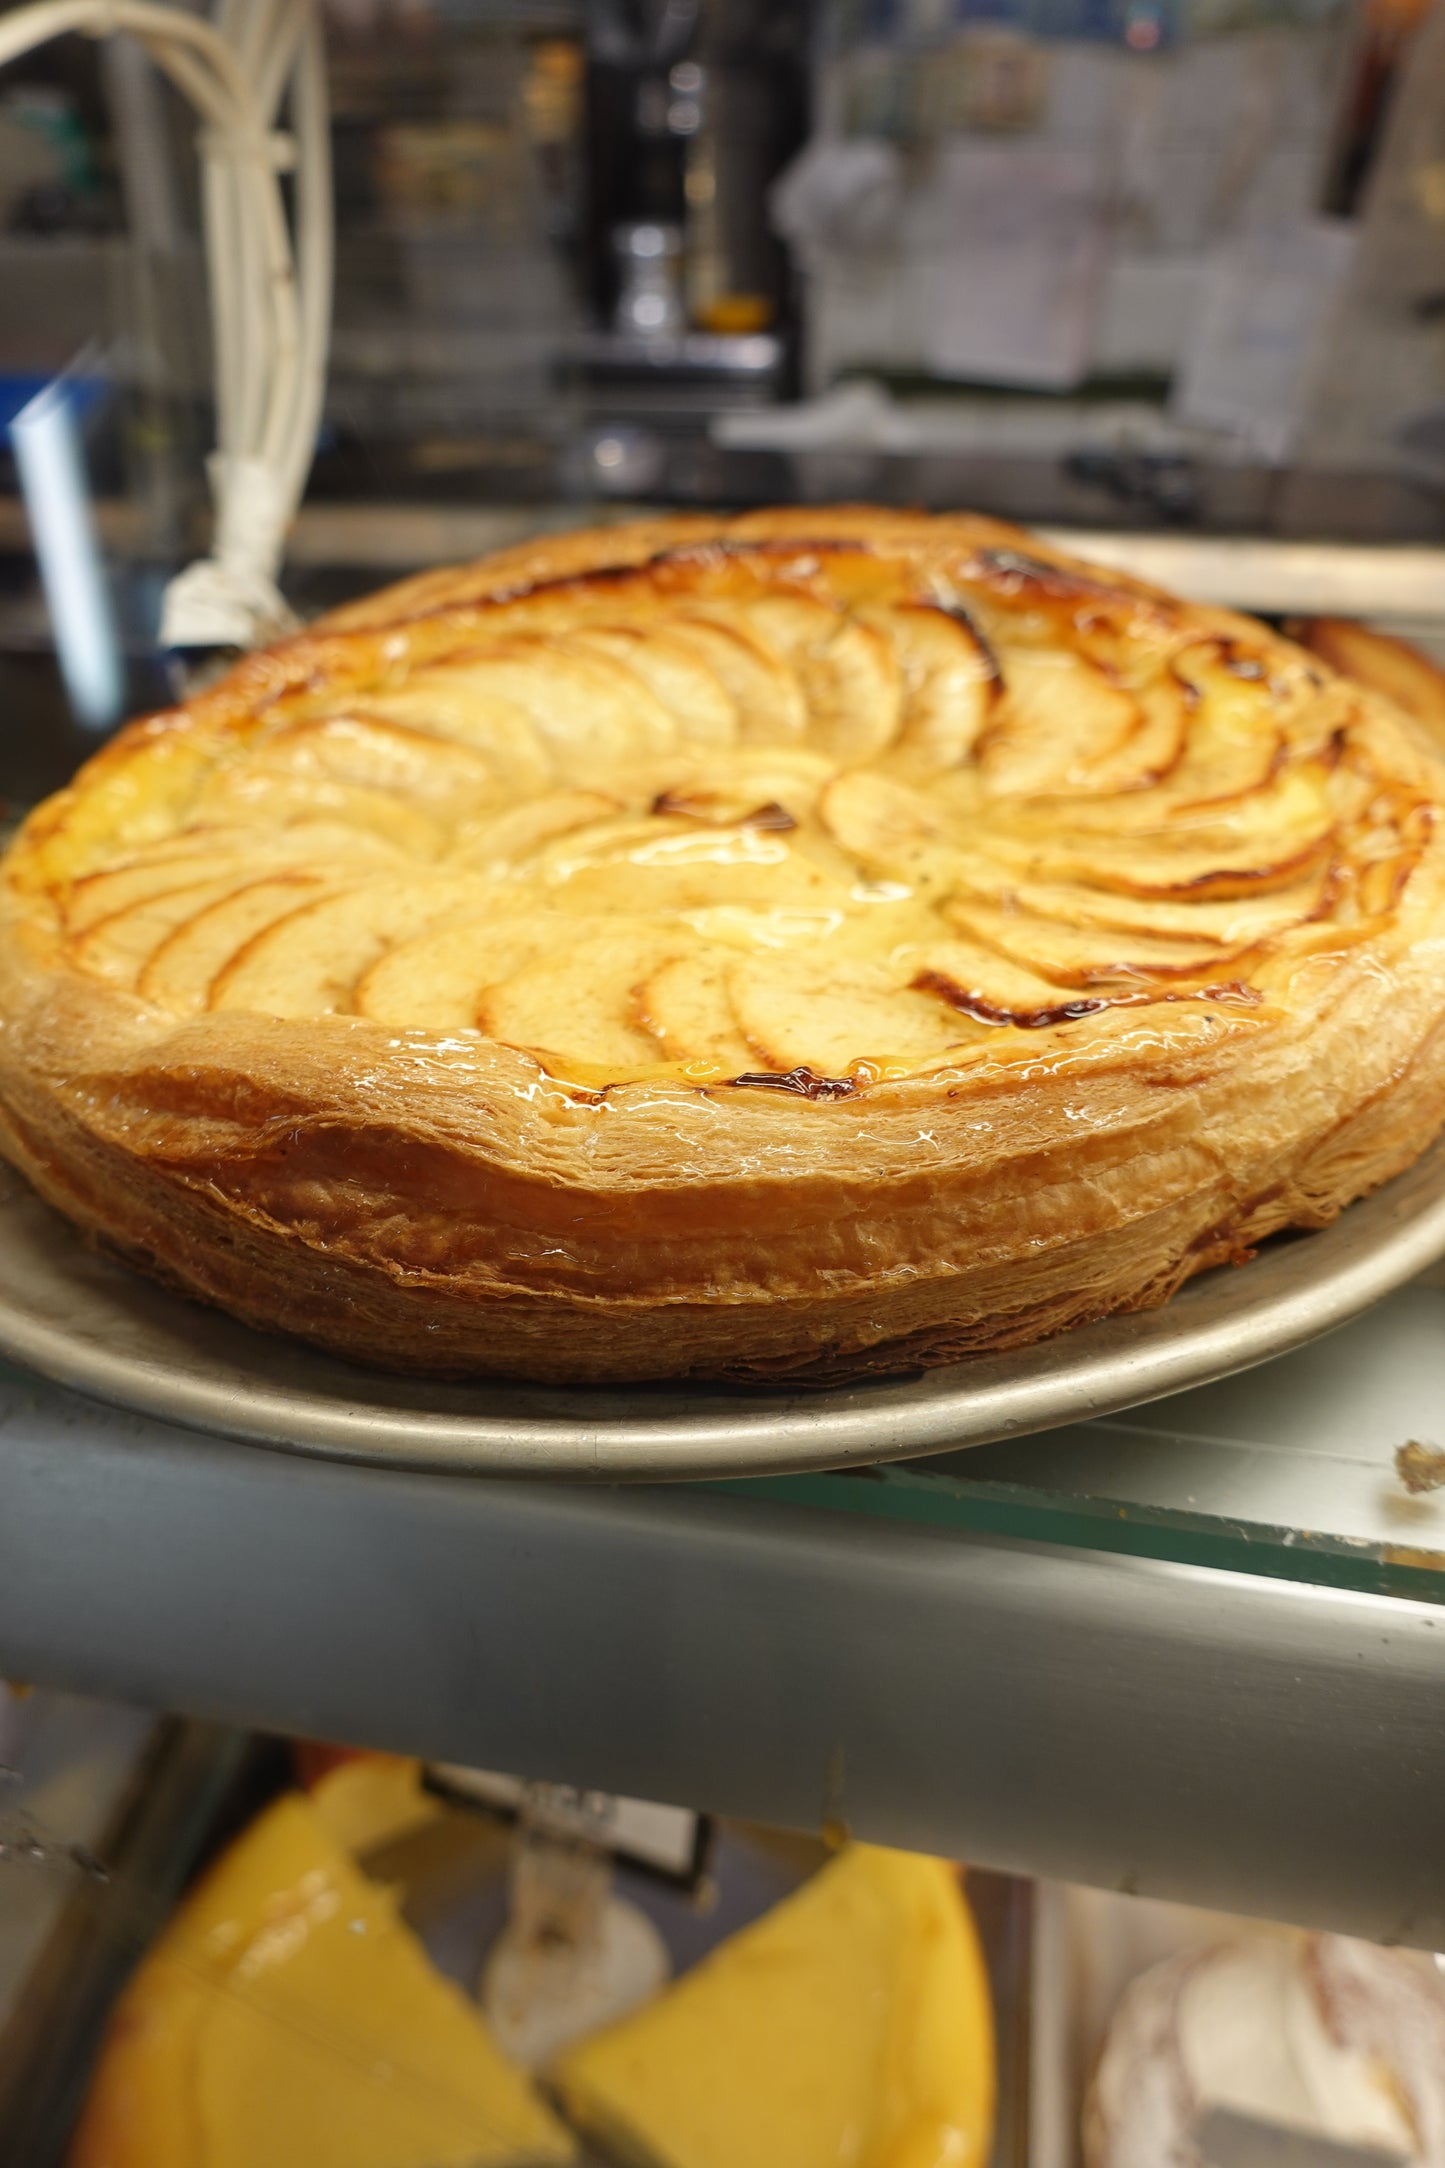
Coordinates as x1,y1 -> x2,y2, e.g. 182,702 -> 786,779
4,507 -> 1445,1385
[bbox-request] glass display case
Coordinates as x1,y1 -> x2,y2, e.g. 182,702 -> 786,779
2,0 -> 1445,2160
3,1669 -> 1442,2165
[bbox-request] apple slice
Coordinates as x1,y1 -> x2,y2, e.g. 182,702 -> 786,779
477,923 -> 690,1071
642,747 -> 835,827
64,817 -> 401,914
62,825 -> 316,922
68,874 -> 260,989
984,822 -> 1337,904
418,640 -> 677,773
210,874 -> 499,1018
20,727 -> 219,891
736,596 -> 903,761
529,811 -> 847,918
564,627 -> 738,746
1162,652 -> 1284,807
978,648 -> 1140,797
906,938 -> 1252,1029
190,768 -> 439,860
990,739 -> 1338,837
667,614 -> 809,743
356,911 -> 569,1033
449,791 -> 621,875
243,714 -> 500,814
948,863 -> 1326,947
65,852 -> 259,936
818,771 -> 962,899
729,952 -> 967,1075
1080,673 -> 1191,794
865,601 -> 998,772
907,936 -> 1086,1018
359,680 -> 556,796
137,872 -> 353,1016
1012,668 -> 1193,801
634,952 -> 754,1070
946,896 -> 1246,985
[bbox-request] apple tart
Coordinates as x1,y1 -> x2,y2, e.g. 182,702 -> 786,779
3,508 -> 1445,1385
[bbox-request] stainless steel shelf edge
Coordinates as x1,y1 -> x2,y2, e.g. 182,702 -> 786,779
0,1371 -> 1441,1947
4,505 -> 1442,618
1035,532 -> 1445,620
3,1138 -> 1445,1478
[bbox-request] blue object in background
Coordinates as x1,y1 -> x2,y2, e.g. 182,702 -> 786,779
0,371 -> 106,439
9,372 -> 124,733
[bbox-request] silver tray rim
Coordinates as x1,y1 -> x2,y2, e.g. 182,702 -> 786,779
3,1140 -> 1445,1481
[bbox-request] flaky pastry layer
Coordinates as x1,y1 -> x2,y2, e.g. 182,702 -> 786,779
3,508 -> 1445,1384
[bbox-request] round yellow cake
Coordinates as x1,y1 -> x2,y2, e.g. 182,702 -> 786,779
2,507 -> 1444,1383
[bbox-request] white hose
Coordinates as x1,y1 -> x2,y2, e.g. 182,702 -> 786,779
0,0 -> 331,650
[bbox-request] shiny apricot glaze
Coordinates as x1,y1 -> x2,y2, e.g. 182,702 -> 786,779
9,537 -> 1427,1087
2,509 -> 1443,1383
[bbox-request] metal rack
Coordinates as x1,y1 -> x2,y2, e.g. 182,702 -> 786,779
3,1274 -> 1442,1950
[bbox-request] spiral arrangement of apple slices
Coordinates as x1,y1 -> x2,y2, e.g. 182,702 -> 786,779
20,536 -> 1434,1093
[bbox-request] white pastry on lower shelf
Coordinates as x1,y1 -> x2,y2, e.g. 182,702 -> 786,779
1085,1930 -> 1445,2168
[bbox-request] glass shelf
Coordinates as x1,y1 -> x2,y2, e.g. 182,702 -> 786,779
4,1276 -> 1444,1601
711,1277 -> 1445,1605
3,1282 -> 1444,1941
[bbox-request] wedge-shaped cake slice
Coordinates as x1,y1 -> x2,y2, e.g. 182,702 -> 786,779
68,1790 -> 575,2168
551,1843 -> 994,2168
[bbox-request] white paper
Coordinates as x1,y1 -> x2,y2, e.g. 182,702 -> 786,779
911,143 -> 1107,391
1171,220 -> 1357,460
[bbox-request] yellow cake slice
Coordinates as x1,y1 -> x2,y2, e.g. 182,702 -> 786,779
307,1751 -> 442,1858
68,1790 -> 575,2168
551,1842 -> 995,2168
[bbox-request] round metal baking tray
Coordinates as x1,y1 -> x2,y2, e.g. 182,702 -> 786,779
3,1141 -> 1445,1481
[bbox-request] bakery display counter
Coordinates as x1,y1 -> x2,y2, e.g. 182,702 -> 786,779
7,1695 -> 1444,2168
3,1267 -> 1443,1952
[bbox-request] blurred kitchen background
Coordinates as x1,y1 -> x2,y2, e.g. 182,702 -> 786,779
1,0 -> 1444,784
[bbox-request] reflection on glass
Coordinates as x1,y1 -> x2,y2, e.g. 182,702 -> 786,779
10,371 -> 122,731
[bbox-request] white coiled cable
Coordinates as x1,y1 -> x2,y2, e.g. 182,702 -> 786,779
0,0 -> 331,649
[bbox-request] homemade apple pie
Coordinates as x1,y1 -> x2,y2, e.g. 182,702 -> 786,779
3,508 -> 1445,1384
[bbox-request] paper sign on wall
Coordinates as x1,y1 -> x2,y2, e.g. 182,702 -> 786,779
914,143 -> 1107,392
1171,220 -> 1357,459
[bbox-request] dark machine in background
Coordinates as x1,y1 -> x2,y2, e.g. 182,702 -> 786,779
576,0 -> 808,459
582,0 -> 808,342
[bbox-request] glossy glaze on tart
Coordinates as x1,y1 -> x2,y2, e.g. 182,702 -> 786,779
3,509 -> 1445,1384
